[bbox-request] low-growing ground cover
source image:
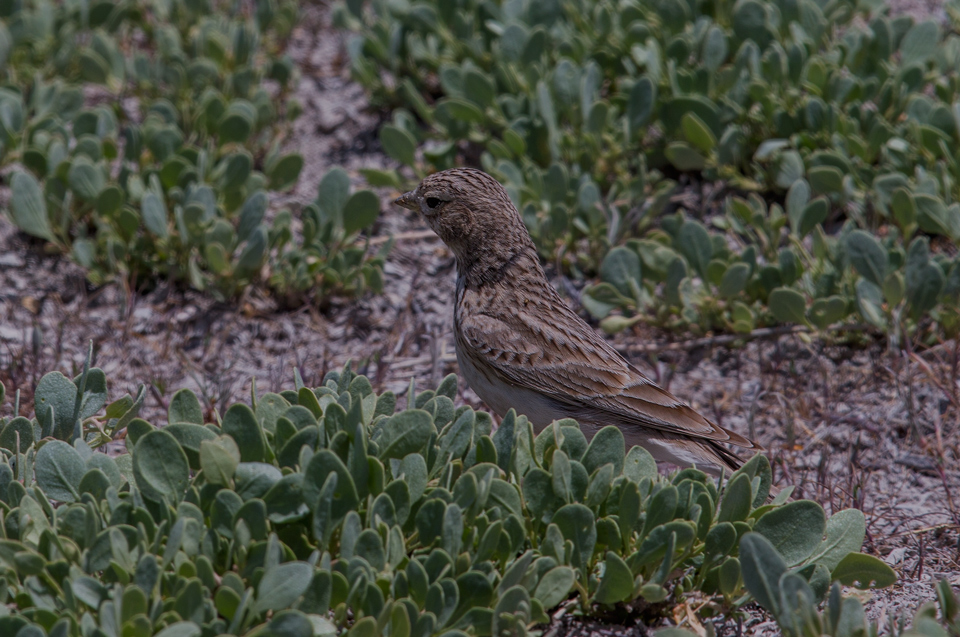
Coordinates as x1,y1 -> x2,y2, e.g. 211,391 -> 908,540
1,0 -> 385,303
341,0 -> 960,343
0,359 -> 947,637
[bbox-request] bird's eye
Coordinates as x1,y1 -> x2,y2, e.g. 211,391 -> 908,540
425,197 -> 441,209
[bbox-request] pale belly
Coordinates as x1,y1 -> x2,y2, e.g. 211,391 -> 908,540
455,345 -> 569,429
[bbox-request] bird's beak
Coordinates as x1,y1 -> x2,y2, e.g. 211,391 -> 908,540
394,191 -> 417,211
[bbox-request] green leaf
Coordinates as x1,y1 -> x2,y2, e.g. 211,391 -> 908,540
552,59 -> 579,111
807,165 -> 843,194
168,388 -> 203,425
222,403 -> 265,462
627,76 -> 655,136
342,190 -> 380,235
831,553 -> 897,589
266,153 -> 303,191
845,230 -> 887,287
34,371 -> 78,440
79,48 -> 110,83
797,197 -> 828,237
754,139 -> 789,161
884,271 -> 905,307
719,263 -> 750,299
768,287 -> 807,325
0,417 -> 34,453
718,473 -> 752,523
133,430 -> 190,503
437,98 -> 484,124
532,566 -> 574,609
35,440 -> 85,502
238,192 -> 268,242
551,450 -> 572,503
235,225 -> 267,279
9,172 -> 53,241
808,296 -> 846,330
786,179 -> 810,231
855,279 -> 886,328
915,195 -> 960,240
377,410 -> 434,461
808,508 -> 866,572
303,450 -> 359,523
739,532 -> 787,616
600,247 -> 641,297
753,501 -> 826,565
681,113 -> 716,154
200,436 -> 241,486
775,151 -> 804,189
219,101 -> 255,143
900,20 -> 939,65
704,522 -> 737,565
67,157 -> 105,201
594,551 -> 634,605
623,446 -> 657,483
905,236 -> 944,320
141,192 -> 168,238
220,152 -> 253,191
665,142 -> 707,172
581,426 -> 625,476
154,623 -> 201,637
465,68 -> 497,108
164,423 -> 217,469
380,125 -> 417,167
399,453 -> 428,503
702,26 -> 728,72
892,188 -> 917,235
317,167 -> 351,219
551,504 -> 596,572
677,220 -> 712,278
254,561 -> 314,614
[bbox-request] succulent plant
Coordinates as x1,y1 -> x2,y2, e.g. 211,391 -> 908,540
1,0 -> 385,304
0,349 -> 936,637
340,0 -> 960,340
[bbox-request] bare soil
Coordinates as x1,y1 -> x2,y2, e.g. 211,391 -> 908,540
0,3 -> 957,635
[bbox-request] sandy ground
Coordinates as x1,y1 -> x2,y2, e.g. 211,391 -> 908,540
0,2 -> 957,634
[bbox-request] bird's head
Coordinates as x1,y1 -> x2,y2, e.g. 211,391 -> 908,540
395,168 -> 536,277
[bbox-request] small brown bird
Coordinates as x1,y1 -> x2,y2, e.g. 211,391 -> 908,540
395,168 -> 758,475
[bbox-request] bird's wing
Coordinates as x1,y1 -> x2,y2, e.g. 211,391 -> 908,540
457,305 -> 756,449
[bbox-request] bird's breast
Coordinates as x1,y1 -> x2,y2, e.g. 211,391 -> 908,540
454,336 -> 570,429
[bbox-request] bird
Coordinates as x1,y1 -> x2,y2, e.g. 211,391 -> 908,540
394,168 -> 758,475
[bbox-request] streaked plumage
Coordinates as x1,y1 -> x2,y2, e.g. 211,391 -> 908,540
395,168 -> 758,475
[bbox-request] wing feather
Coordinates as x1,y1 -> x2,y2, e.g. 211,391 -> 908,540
457,305 -> 756,450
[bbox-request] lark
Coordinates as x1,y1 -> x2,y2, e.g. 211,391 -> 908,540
395,168 -> 758,475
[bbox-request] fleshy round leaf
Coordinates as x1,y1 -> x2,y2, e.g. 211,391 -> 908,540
342,190 -> 380,235
768,287 -> 808,325
35,440 -> 85,502
532,566 -> 575,609
266,153 -> 304,191
253,561 -> 314,614
739,532 -> 787,616
10,172 -> 53,241
168,389 -> 203,425
377,410 -> 433,460
222,403 -> 265,462
831,553 -> 897,589
845,230 -> 887,288
808,508 -> 866,572
753,500 -> 826,565
594,551 -> 633,605
200,436 -> 241,486
133,430 -> 190,503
